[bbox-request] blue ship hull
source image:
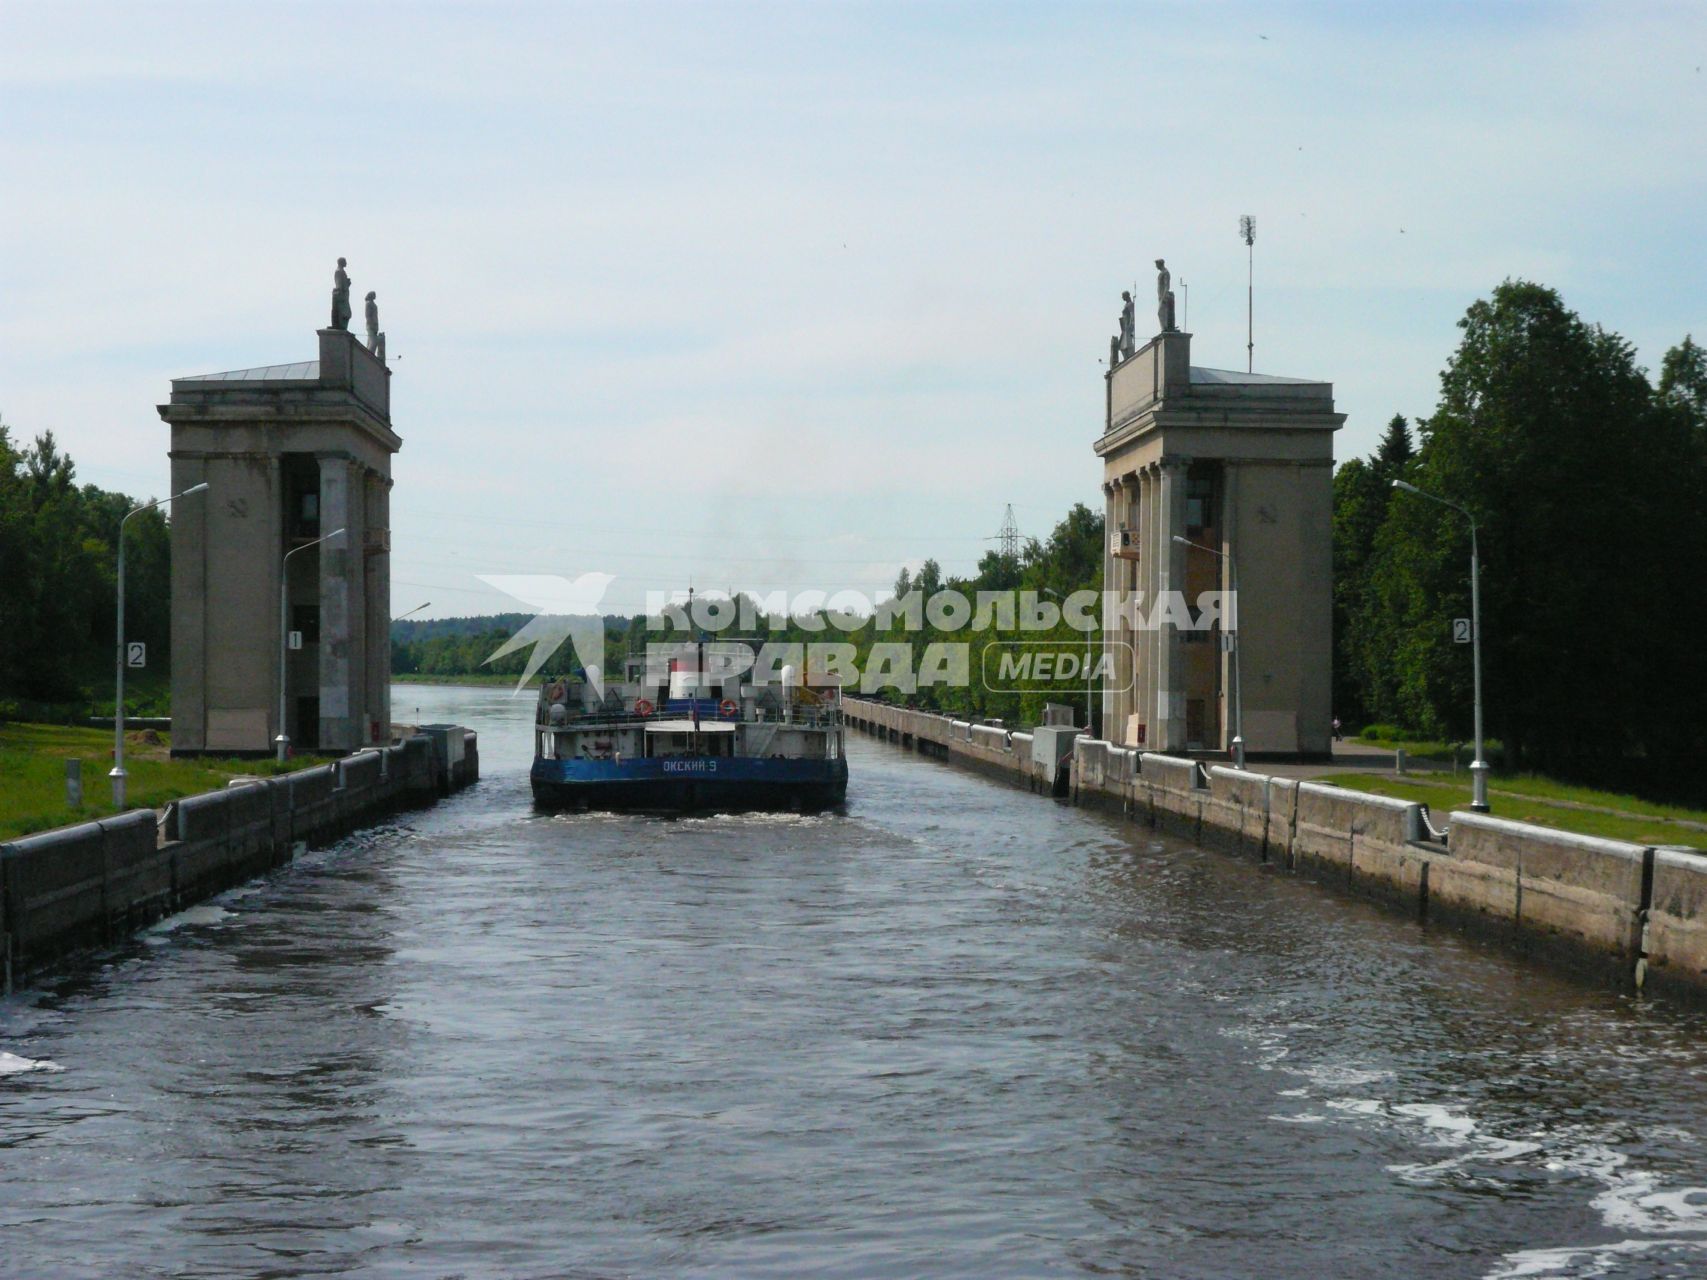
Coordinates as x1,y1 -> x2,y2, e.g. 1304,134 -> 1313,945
531,755 -> 849,813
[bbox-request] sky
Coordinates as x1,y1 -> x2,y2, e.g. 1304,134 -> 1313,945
2,0 -> 1702,619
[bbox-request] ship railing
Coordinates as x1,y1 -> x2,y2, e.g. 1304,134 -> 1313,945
537,702 -> 843,730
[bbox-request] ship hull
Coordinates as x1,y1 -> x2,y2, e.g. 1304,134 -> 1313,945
531,755 -> 848,814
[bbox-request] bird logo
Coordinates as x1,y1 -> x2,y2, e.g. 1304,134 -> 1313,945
477,572 -> 618,697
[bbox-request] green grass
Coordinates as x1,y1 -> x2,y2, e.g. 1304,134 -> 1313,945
0,722 -> 326,841
1352,727 -> 1502,768
1321,771 -> 1707,849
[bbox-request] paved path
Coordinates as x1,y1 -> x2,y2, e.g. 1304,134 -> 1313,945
1257,740 -> 1398,781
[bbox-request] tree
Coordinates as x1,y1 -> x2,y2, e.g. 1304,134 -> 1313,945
1364,281 -> 1698,775
915,558 -> 943,598
1374,413 -> 1415,478
1659,335 -> 1707,438
1331,416 -> 1418,727
0,417 -> 179,706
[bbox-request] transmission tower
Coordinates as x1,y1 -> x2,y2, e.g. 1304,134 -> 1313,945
996,504 -> 1021,560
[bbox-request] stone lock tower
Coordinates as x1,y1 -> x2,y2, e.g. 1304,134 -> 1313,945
159,327 -> 398,756
1096,325 -> 1342,759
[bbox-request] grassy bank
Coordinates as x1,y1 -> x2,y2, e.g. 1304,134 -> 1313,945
1,670 -> 173,726
0,722 -> 324,841
1322,770 -> 1707,849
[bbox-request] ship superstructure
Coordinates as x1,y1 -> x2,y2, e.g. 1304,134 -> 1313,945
529,639 -> 847,813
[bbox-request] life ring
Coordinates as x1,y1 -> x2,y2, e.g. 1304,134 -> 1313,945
545,681 -> 567,703
719,698 -> 739,717
633,698 -> 655,717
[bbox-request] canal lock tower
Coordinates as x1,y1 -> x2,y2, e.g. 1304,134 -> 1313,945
159,321 -> 398,756
1095,308 -> 1343,759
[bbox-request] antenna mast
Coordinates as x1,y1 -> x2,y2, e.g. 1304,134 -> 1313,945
1239,214 -> 1255,372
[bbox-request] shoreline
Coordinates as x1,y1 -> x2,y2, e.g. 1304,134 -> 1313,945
391,674 -> 530,689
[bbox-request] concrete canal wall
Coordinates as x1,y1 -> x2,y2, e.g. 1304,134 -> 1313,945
0,726 -> 478,991
844,698 -> 1707,1001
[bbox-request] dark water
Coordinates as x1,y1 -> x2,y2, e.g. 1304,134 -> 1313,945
5,685 -> 1707,1279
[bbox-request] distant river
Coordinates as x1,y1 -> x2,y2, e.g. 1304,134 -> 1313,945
4,683 -> 1707,1278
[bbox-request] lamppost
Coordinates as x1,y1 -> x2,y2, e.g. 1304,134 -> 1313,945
1173,534 -> 1243,769
1392,480 -> 1489,811
110,482 -> 209,809
1041,587 -> 1094,732
277,527 -> 346,763
393,602 -> 431,622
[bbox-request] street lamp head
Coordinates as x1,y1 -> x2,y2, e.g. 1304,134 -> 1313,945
327,527 -> 348,543
181,482 -> 210,496
1392,479 -> 1422,495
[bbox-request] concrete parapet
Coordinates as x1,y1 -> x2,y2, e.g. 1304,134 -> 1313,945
3,724 -> 477,990
1,821 -> 109,959
1265,777 -> 1299,866
1073,738 -> 1139,812
339,750 -> 383,792
1204,766 -> 1274,859
177,787 -> 232,843
1444,813 -> 1645,964
1032,726 -> 1081,792
1136,752 -> 1204,836
1293,784 -> 1425,889
99,810 -> 174,931
420,724 -> 476,795
287,764 -> 339,840
174,786 -> 253,899
1647,851 -> 1707,993
457,731 -> 480,787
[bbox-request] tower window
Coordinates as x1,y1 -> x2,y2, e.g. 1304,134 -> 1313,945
1186,472 -> 1216,533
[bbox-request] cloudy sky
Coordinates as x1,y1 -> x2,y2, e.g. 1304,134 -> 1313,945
2,1 -> 1702,617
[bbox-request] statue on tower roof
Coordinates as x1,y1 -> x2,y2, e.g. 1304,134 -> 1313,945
364,290 -> 384,358
330,257 -> 352,331
1155,259 -> 1177,333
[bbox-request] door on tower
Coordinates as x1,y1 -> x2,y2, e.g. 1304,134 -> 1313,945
295,696 -> 320,751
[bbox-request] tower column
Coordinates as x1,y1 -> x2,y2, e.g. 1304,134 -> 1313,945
364,473 -> 392,745
1140,464 -> 1157,749
1156,457 -> 1189,751
318,454 -> 357,751
1102,478 -> 1119,737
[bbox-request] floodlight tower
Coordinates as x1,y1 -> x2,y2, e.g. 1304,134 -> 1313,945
1239,214 -> 1256,373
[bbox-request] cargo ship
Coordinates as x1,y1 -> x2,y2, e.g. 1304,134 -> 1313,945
529,640 -> 848,813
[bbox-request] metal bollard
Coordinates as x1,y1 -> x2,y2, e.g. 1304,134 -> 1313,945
66,758 -> 83,808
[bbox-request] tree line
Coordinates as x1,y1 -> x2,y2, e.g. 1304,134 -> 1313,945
0,421 -> 171,712
391,614 -> 634,679
1333,281 -> 1706,797
395,278 -> 1707,798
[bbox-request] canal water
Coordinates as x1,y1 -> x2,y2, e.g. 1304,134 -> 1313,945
4,684 -> 1707,1279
